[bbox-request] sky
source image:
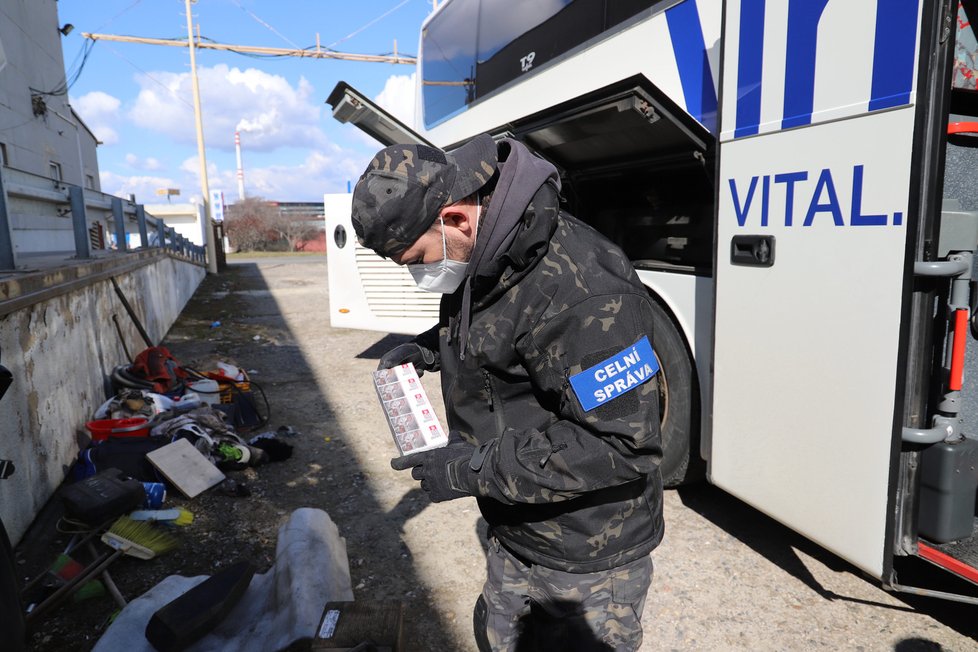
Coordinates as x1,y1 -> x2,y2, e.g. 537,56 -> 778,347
57,0 -> 435,204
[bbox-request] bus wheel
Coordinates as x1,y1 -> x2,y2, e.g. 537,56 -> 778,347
648,297 -> 701,487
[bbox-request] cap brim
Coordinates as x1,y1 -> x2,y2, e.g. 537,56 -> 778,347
445,133 -> 498,203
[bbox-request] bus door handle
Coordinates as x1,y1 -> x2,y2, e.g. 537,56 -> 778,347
731,235 -> 775,267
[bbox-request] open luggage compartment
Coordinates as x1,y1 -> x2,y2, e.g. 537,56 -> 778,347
495,75 -> 716,275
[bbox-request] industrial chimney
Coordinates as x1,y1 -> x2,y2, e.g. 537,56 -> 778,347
235,130 -> 245,200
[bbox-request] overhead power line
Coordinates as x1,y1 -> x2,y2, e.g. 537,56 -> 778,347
81,32 -> 416,65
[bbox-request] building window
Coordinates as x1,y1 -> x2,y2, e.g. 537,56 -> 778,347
49,162 -> 62,181
85,174 -> 95,189
0,143 -> 7,166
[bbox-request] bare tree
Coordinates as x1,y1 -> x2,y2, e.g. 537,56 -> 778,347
225,197 -> 277,252
268,211 -> 321,252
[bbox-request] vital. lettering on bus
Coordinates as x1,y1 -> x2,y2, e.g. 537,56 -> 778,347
728,164 -> 903,228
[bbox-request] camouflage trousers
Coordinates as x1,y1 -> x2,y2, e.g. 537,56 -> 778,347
474,537 -> 653,652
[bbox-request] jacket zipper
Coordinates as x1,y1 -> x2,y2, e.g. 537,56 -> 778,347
483,370 -> 494,412
482,370 -> 506,438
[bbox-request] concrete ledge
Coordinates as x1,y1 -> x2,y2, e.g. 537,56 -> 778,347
0,250 -> 203,317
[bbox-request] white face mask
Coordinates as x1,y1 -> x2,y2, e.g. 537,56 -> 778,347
408,201 -> 480,294
408,217 -> 468,293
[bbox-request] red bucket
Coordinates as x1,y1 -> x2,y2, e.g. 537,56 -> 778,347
86,417 -> 150,442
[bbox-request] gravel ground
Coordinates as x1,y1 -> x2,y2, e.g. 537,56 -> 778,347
18,255 -> 978,651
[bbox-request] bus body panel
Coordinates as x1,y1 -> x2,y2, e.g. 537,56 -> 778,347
712,106 -> 917,578
719,0 -> 922,140
710,0 -> 925,578
419,0 -> 722,146
636,269 -> 714,448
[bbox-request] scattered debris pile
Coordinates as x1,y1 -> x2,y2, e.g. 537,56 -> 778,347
15,344 -> 340,651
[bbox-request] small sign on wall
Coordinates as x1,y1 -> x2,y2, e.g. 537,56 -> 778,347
211,190 -> 225,222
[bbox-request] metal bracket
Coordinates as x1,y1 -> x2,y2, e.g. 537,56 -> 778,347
902,414 -> 963,444
913,260 -> 970,277
888,582 -> 978,606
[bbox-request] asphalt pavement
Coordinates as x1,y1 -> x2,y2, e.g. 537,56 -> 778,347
222,254 -> 978,651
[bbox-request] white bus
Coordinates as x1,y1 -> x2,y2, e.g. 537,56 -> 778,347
324,0 -> 978,605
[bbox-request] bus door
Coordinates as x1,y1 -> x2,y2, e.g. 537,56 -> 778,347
710,0 -> 939,580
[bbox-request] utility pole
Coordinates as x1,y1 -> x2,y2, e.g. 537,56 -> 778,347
184,0 -> 217,274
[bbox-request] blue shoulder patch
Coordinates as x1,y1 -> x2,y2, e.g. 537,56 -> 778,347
569,336 -> 659,412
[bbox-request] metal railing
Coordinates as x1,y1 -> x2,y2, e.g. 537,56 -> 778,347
0,165 -> 206,270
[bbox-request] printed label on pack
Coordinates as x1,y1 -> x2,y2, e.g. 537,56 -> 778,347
569,336 -> 659,412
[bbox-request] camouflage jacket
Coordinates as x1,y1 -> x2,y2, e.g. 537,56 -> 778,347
428,159 -> 664,573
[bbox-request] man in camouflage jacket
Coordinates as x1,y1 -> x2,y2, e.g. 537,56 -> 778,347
352,133 -> 663,651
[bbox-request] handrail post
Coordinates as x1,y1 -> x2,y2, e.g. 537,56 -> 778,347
111,197 -> 127,252
156,218 -> 166,250
69,186 -> 90,259
136,205 -> 149,249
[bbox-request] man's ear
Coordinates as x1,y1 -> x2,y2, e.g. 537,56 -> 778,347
440,206 -> 475,237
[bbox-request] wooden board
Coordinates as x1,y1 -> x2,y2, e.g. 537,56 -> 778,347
146,438 -> 225,498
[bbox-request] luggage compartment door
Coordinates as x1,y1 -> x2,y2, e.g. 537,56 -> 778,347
709,0 -> 927,579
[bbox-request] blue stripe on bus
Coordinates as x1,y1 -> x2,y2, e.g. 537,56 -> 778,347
666,0 -> 718,134
868,0 -> 920,112
734,0 -> 766,138
781,0 -> 829,130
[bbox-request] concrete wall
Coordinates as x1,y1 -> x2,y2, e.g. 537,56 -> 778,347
0,251 -> 205,544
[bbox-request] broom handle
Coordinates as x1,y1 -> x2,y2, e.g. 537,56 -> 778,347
20,521 -> 112,598
86,541 -> 127,609
110,277 -> 154,348
25,549 -> 122,626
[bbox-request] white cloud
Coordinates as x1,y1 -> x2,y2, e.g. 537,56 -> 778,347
103,144 -> 366,203
100,171 -> 179,202
124,153 -> 162,171
72,91 -> 122,145
129,64 -> 327,152
375,73 -> 417,128
219,146 -> 366,201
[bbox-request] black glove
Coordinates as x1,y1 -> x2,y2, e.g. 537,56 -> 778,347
390,441 -> 475,502
377,342 -> 438,376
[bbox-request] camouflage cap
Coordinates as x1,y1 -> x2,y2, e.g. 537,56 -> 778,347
351,133 -> 498,257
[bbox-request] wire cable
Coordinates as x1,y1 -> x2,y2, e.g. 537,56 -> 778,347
231,0 -> 303,51
327,0 -> 413,49
103,45 -> 194,110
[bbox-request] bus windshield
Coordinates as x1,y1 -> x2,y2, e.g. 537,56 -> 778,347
421,0 -> 659,128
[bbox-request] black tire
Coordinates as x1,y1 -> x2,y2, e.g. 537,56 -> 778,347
648,296 -> 702,487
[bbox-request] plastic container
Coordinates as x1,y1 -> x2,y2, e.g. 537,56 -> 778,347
918,435 -> 978,543
142,482 -> 167,509
188,379 -> 221,406
86,417 -> 150,442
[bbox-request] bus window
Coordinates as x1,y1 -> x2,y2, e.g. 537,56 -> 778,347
475,0 -> 602,99
476,0 -> 573,62
423,0 -> 661,128
421,0 -> 479,127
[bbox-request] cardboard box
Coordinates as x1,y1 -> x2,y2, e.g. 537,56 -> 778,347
372,363 -> 448,456
309,601 -> 404,652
